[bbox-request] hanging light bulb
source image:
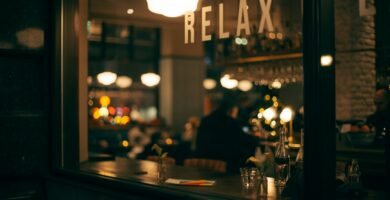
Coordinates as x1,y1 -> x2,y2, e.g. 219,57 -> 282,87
220,75 -> 238,89
146,0 -> 199,17
280,107 -> 294,123
203,78 -> 217,90
116,76 -> 133,88
271,79 -> 282,89
263,107 -> 276,121
97,71 -> 117,86
238,80 -> 253,91
141,72 -> 160,87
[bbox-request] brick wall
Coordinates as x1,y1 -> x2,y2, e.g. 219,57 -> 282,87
335,0 -> 376,120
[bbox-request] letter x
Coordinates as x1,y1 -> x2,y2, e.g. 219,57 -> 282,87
258,0 -> 274,33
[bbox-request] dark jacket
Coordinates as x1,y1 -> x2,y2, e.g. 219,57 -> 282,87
195,109 -> 258,173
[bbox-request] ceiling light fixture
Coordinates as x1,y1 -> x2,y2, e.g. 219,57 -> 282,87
116,76 -> 133,88
146,0 -> 199,17
97,71 -> 117,86
141,73 -> 160,87
203,78 -> 217,90
220,75 -> 238,89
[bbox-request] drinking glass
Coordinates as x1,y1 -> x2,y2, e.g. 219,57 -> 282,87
240,167 -> 259,189
157,157 -> 167,184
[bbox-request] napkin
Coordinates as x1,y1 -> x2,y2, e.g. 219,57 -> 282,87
165,178 -> 215,186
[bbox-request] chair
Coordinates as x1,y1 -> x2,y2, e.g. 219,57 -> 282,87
183,158 -> 227,173
146,155 -> 176,165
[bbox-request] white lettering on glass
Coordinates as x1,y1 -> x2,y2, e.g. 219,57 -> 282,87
183,0 -> 275,44
185,12 -> 195,44
236,0 -> 250,36
219,3 -> 229,39
258,0 -> 274,33
202,6 -> 212,41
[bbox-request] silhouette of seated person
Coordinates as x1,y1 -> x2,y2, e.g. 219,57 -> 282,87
196,95 -> 258,173
366,88 -> 389,146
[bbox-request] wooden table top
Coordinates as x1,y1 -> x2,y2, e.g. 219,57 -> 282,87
80,157 -> 283,200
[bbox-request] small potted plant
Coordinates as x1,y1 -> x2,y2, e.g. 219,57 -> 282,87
151,144 -> 168,183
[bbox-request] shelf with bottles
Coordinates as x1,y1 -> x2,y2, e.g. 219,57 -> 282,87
215,29 -> 302,67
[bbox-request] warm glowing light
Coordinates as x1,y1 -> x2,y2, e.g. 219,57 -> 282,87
99,107 -> 109,117
121,116 -> 130,125
238,80 -> 253,91
270,120 -> 276,128
114,116 -> 122,124
272,96 -> 278,102
131,109 -> 140,120
116,76 -> 132,88
122,140 -> 129,147
257,113 -> 263,119
271,80 -> 282,89
203,78 -> 217,90
321,54 -> 333,67
263,107 -> 276,121
141,73 -> 160,87
280,107 -> 294,123
220,75 -> 238,89
99,96 -> 111,107
97,71 -> 117,85
146,0 -> 198,17
265,95 -> 271,101
127,8 -> 134,14
268,32 -> 276,39
273,102 -> 279,107
93,110 -> 100,119
108,106 -> 116,116
165,138 -> 173,145
271,131 -> 277,136
276,33 -> 283,40
259,108 -> 265,113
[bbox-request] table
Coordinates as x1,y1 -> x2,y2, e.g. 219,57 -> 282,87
80,157 -> 283,199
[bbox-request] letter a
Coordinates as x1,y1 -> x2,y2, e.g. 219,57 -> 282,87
236,0 -> 250,36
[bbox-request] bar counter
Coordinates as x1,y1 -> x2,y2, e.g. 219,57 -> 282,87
80,157 -> 283,200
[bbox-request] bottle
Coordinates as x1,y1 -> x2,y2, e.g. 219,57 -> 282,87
274,127 -> 290,186
295,129 -> 304,169
347,159 -> 361,183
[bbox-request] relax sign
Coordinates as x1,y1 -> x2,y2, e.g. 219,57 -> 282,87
184,0 -> 274,44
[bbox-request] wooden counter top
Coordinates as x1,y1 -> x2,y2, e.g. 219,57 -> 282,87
80,157 -> 283,200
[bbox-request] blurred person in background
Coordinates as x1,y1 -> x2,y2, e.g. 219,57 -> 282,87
196,93 -> 259,173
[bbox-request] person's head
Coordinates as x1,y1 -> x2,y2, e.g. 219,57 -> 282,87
374,88 -> 389,113
218,93 -> 239,118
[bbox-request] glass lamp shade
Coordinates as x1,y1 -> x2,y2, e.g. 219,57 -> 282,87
220,75 -> 238,89
238,80 -> 253,91
141,73 -> 161,87
280,107 -> 294,123
263,107 -> 276,121
116,76 -> 133,88
97,71 -> 117,85
271,80 -> 282,89
203,78 -> 217,90
146,0 -> 198,17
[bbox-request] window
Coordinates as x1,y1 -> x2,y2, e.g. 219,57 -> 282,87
54,0 -> 340,198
